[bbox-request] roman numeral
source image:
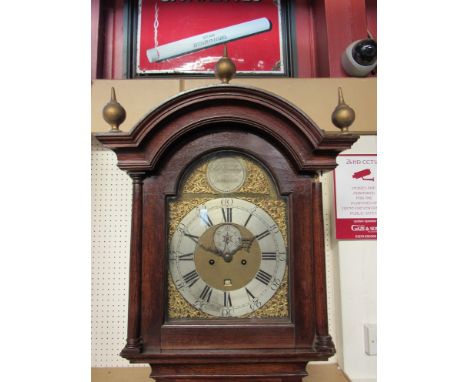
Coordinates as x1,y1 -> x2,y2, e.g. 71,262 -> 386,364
244,213 -> 252,227
255,230 -> 270,241
178,253 -> 194,261
184,232 -> 199,243
255,269 -> 272,285
224,292 -> 232,307
245,288 -> 255,301
222,208 -> 232,223
261,252 -> 277,260
199,212 -> 213,227
182,270 -> 199,287
241,238 -> 252,250
199,285 -> 213,302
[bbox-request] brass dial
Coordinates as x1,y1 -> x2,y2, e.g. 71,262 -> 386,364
194,223 -> 261,291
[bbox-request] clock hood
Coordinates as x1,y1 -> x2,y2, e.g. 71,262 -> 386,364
95,84 -> 358,174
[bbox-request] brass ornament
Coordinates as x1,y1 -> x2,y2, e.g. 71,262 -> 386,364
331,87 -> 356,133
215,45 -> 236,84
181,163 -> 214,195
168,198 -> 209,239
102,87 -> 126,132
236,160 -> 271,195
242,198 -> 288,246
181,155 -> 272,196
248,266 -> 289,318
167,277 -> 211,319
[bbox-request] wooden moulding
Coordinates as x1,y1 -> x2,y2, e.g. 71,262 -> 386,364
95,84 -> 358,173
150,361 -> 308,381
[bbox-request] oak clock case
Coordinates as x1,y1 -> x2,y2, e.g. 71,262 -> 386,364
95,84 -> 358,382
168,153 -> 289,320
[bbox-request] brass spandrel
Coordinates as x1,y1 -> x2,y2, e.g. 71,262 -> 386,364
180,155 -> 274,197
243,198 -> 288,246
236,159 -> 271,195
248,266 -> 289,318
168,198 -> 210,240
167,276 -> 211,319
181,163 -> 213,194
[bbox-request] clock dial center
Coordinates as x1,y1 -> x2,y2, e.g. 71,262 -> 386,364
194,223 -> 261,291
213,224 -> 242,258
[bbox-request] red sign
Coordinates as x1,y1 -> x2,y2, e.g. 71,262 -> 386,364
137,0 -> 285,74
334,154 -> 377,240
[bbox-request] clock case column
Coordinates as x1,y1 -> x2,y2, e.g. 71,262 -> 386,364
96,85 -> 358,381
312,176 -> 335,353
121,172 -> 146,356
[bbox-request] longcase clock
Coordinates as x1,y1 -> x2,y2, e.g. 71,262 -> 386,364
96,85 -> 358,381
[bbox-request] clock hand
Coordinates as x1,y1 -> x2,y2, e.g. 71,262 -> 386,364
198,243 -> 222,257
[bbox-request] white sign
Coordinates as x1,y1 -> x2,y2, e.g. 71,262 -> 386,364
334,154 -> 377,240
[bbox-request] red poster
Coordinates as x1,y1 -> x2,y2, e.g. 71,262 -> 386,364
334,155 -> 377,240
137,0 -> 285,74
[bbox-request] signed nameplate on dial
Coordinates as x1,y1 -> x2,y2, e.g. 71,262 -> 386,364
207,157 -> 246,193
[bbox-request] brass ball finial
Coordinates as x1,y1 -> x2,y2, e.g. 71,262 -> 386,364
331,87 -> 356,133
215,45 -> 236,84
102,87 -> 126,132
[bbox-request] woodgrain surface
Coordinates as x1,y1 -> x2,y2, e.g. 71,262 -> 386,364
91,363 -> 350,382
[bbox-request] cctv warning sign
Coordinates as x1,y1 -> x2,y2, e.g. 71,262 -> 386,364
334,154 -> 377,240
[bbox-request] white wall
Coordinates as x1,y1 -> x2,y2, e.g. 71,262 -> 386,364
327,136 -> 377,382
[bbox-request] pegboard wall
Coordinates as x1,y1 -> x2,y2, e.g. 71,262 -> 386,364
91,136 -> 137,367
91,136 -> 338,367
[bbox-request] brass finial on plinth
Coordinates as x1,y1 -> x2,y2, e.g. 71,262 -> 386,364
215,45 -> 236,84
102,87 -> 126,132
331,87 -> 356,133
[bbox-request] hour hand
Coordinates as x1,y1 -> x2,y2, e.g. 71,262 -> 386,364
198,243 -> 222,257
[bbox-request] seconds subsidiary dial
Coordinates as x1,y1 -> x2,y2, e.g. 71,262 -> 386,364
169,198 -> 287,317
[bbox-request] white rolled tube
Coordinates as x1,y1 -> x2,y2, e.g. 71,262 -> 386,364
146,17 -> 271,63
